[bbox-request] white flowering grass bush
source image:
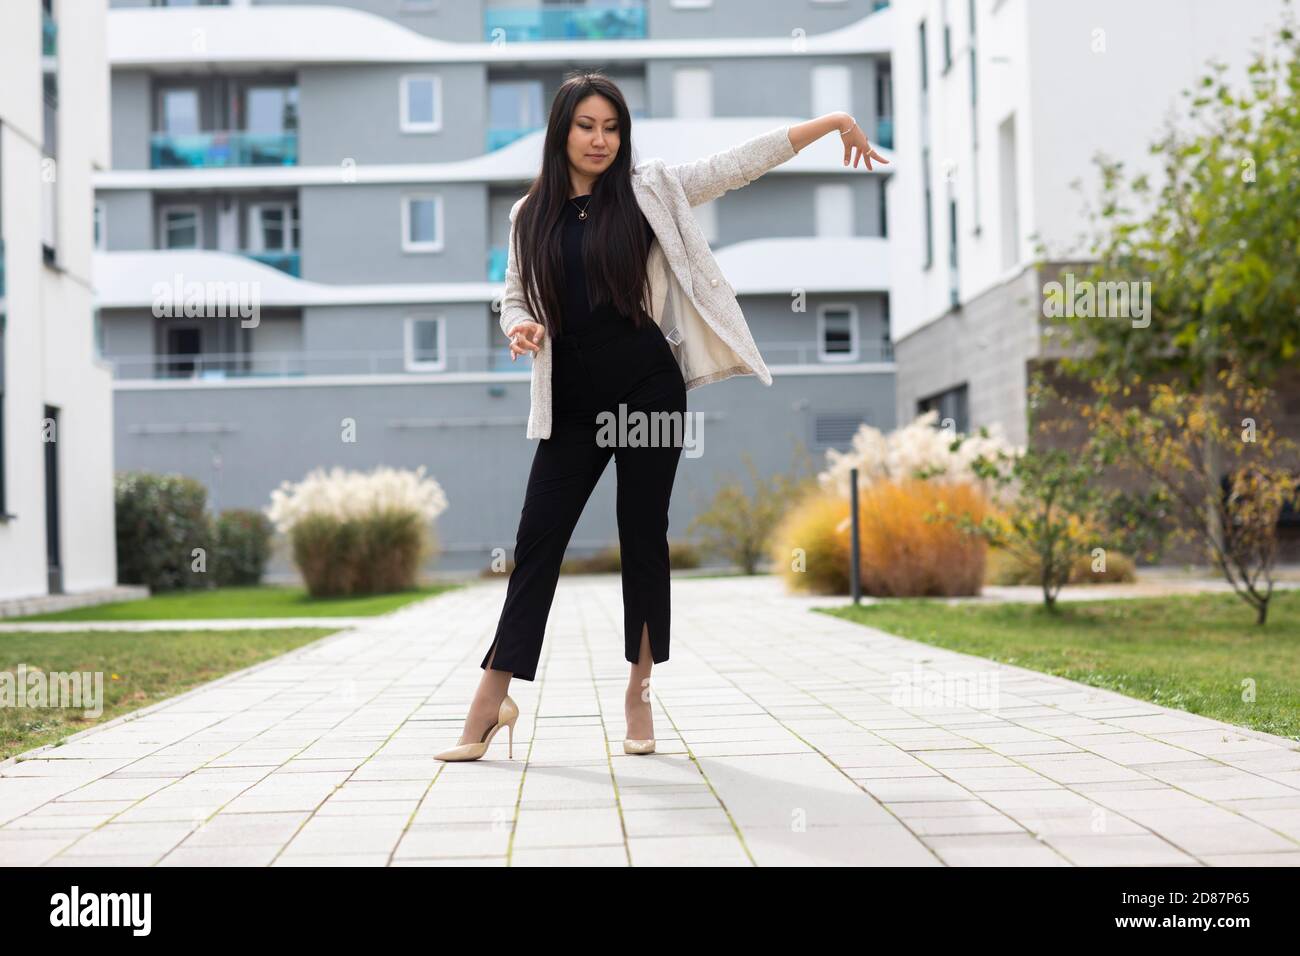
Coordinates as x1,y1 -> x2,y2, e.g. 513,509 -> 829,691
265,465 -> 449,597
817,409 -> 1022,501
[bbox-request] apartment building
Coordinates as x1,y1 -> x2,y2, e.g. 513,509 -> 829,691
94,0 -> 897,574
0,0 -> 117,602
887,0 -> 1294,447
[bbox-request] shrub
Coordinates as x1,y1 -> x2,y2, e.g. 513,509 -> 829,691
770,490 -> 852,594
265,465 -> 448,597
986,546 -> 1138,586
212,509 -> 274,586
854,479 -> 989,597
690,451 -> 819,574
115,471 -> 214,593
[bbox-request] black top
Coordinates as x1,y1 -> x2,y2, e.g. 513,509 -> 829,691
557,193 -> 656,339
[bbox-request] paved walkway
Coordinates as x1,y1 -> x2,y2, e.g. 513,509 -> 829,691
2,575 -> 1298,866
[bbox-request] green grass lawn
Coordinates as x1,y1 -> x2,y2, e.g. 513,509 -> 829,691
821,590 -> 1300,742
0,628 -> 339,761
6,582 -> 461,622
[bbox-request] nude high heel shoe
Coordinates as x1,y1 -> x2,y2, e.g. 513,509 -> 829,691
623,693 -> 656,755
435,694 -> 520,762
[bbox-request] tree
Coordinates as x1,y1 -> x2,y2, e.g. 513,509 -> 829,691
953,377 -> 1107,612
1059,8 -> 1300,390
1083,364 -> 1299,624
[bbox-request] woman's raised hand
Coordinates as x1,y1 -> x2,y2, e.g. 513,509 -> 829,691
841,121 -> 889,171
507,321 -> 547,361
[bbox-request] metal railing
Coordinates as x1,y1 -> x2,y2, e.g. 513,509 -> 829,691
109,339 -> 894,382
150,131 -> 299,169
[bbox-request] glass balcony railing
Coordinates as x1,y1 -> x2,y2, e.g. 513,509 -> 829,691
488,125 -> 540,152
488,245 -> 507,282
875,117 -> 893,150
150,131 -> 299,169
42,11 -> 57,57
484,3 -> 647,42
242,250 -> 301,277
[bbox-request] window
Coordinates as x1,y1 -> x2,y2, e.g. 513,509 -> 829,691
948,196 -> 959,307
922,148 -> 933,269
401,75 -> 442,133
159,87 -> 200,134
249,202 -> 299,252
691,200 -> 717,244
161,205 -> 201,249
815,183 -> 854,237
94,200 -> 106,251
918,20 -> 929,93
812,65 -> 851,125
818,304 -> 859,362
672,67 -> 712,119
404,315 -> 445,371
942,0 -> 953,72
918,383 -> 969,434
402,195 -> 442,252
245,85 -> 298,134
999,114 -> 1020,269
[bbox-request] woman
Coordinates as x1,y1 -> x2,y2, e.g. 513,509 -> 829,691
436,71 -> 886,763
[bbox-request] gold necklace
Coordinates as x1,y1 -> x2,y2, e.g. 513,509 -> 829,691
569,196 -> 592,220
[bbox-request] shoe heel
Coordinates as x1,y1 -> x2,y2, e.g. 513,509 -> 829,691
507,720 -> 514,759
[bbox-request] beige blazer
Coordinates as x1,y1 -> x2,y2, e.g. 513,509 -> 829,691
499,123 -> 799,439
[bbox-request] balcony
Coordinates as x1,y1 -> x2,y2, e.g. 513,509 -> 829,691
109,347 -> 527,381
875,116 -> 893,150
150,131 -> 298,169
759,340 -> 895,364
484,3 -> 647,42
242,250 -> 301,277
488,245 -> 507,282
109,339 -> 893,383
42,9 -> 56,56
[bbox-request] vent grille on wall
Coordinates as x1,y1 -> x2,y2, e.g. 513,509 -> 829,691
813,413 -> 866,447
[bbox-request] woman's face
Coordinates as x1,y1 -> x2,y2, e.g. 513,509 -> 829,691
567,94 -> 620,184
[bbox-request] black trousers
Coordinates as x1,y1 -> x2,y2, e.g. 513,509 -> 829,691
482,319 -> 688,682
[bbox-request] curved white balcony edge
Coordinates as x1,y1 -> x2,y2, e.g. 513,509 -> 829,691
108,5 -> 892,68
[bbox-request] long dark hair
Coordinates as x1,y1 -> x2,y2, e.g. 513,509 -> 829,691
511,72 -> 655,338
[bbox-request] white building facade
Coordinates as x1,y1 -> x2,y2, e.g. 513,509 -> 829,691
0,0 -> 117,602
887,0 -> 1292,445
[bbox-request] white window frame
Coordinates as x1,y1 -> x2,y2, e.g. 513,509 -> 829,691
400,74 -> 442,133
248,201 -> 299,253
817,303 -> 859,362
94,199 -> 107,251
404,314 -> 446,372
160,204 -> 203,250
401,194 -> 443,253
